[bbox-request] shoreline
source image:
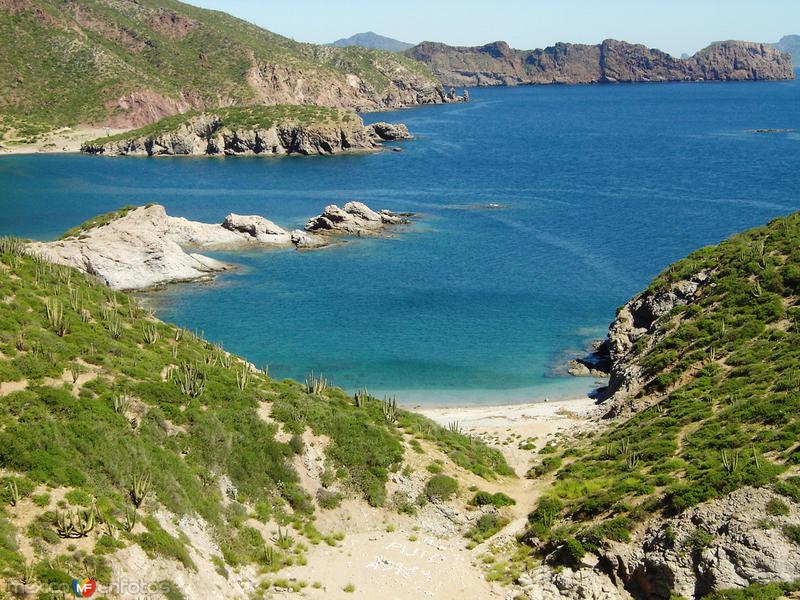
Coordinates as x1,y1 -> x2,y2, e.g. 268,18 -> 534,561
416,395 -> 600,428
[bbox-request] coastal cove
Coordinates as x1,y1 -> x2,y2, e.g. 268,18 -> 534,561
1,80 -> 799,405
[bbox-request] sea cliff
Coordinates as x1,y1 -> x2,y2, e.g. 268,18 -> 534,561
407,39 -> 796,87
80,106 -> 412,157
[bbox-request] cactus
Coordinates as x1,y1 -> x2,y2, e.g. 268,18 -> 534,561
172,361 -> 206,398
626,449 -> 640,470
14,331 -> 24,351
55,508 -> 95,538
0,236 -> 25,255
721,449 -> 740,474
261,363 -> 270,378
143,324 -> 160,345
263,544 -> 276,566
354,388 -> 370,408
305,371 -> 328,395
752,446 -> 761,471
107,315 -> 123,339
273,527 -> 293,550
44,298 -> 69,337
20,561 -> 35,585
447,421 -> 462,435
381,396 -> 398,424
236,365 -> 251,391
112,393 -> 131,415
8,480 -> 20,506
174,328 -> 184,342
130,471 -> 151,508
69,364 -> 81,384
122,507 -> 137,532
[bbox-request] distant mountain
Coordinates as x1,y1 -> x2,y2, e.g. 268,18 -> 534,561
406,39 -> 796,87
775,35 -> 800,65
331,32 -> 414,52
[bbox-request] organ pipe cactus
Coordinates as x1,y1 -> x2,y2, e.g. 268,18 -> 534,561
130,471 -> 152,508
55,508 -> 95,538
305,371 -> 328,395
122,507 -> 137,532
382,396 -> 398,424
236,365 -> 251,391
7,481 -> 20,506
172,361 -> 206,398
353,388 -> 370,407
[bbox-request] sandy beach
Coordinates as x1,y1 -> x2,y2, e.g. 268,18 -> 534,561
0,126 -> 128,155
268,396 -> 602,599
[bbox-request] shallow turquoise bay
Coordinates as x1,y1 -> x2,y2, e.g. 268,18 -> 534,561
1,80 -> 799,404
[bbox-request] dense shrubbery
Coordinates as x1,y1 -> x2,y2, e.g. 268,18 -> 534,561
0,244 -> 511,581
424,475 -> 459,501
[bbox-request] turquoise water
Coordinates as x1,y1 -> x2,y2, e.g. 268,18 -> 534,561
1,79 -> 799,404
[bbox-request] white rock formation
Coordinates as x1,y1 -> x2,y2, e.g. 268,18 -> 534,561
304,201 -> 409,235
28,205 -> 292,291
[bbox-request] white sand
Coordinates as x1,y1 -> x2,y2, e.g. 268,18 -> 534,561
0,126 -> 128,155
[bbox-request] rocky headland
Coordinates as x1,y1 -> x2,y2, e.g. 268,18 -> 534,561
406,39 -> 796,87
28,202 -> 412,290
80,106 -> 413,157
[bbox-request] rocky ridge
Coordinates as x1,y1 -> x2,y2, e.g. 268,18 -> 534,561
518,487 -> 800,600
81,115 -> 412,157
406,39 -> 795,87
28,202 -> 411,290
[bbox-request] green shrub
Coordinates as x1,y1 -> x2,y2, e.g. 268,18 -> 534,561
783,525 -> 800,545
467,513 -> 509,543
316,488 -> 343,510
765,498 -> 790,517
470,491 -> 516,508
424,475 -> 458,502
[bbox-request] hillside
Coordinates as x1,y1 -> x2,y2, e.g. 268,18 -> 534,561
513,213 -> 800,598
406,39 -> 796,87
0,0 -> 447,141
775,35 -> 800,66
330,32 -> 414,52
0,236 -> 518,598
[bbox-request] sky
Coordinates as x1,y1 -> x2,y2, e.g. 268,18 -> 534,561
185,0 -> 798,57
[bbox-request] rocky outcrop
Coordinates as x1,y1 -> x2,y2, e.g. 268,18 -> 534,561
605,487 -> 800,599
602,270 -> 711,408
406,39 -> 796,87
369,122 -> 413,141
568,340 -> 612,378
28,202 -> 412,290
82,115 -> 413,157
518,566 -> 628,600
304,201 -> 411,236
519,487 -> 800,600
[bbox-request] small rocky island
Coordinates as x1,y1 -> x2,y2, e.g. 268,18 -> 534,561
80,105 -> 412,157
28,202 -> 412,290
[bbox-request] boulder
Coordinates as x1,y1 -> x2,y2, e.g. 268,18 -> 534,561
370,122 -> 413,141
222,214 -> 291,244
305,202 -> 411,236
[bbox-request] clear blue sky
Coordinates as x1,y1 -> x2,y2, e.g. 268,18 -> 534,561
185,0 -> 798,57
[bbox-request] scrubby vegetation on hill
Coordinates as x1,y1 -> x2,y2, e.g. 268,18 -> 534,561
526,212 -> 800,560
0,237 -> 510,591
0,0 -> 440,140
85,105 -> 360,147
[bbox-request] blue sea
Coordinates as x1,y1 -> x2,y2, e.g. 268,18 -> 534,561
1,79 -> 799,405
